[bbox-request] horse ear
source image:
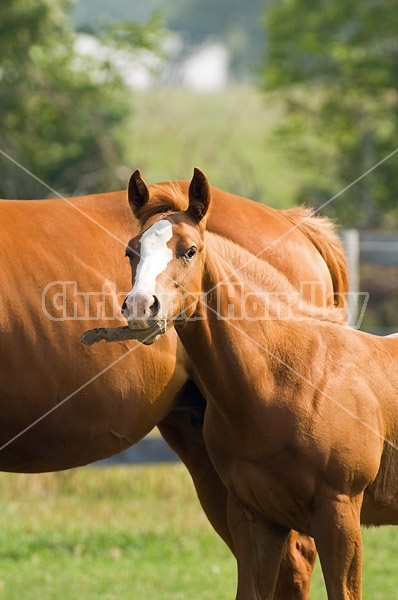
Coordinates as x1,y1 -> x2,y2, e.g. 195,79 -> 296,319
187,168 -> 211,223
128,169 -> 149,217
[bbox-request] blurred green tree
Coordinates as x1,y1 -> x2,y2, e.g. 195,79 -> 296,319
264,0 -> 398,228
0,0 -> 161,198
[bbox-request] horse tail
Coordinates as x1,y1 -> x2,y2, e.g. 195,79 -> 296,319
281,207 -> 349,308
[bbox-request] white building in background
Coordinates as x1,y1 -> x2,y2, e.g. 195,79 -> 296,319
178,42 -> 230,92
74,33 -> 230,92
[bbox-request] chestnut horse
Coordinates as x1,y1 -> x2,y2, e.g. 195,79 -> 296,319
121,168 -> 398,600
1,176 -> 346,597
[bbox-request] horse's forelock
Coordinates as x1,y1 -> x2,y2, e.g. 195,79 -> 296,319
136,182 -> 188,223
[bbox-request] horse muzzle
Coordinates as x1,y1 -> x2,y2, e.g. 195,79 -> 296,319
121,291 -> 172,344
122,291 -> 160,322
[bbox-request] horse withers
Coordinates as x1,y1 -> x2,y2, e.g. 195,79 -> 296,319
119,168 -> 398,600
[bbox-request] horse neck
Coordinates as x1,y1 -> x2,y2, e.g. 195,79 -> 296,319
177,232 -> 346,420
202,233 -> 346,324
177,238 -> 282,420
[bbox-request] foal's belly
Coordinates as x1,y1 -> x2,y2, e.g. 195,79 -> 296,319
361,498 -> 398,526
359,435 -> 398,526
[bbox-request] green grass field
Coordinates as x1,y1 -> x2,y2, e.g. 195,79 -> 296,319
0,464 -> 396,599
125,85 -> 313,209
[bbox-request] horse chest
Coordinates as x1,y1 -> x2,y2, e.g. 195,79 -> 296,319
203,406 -> 319,528
227,455 -> 315,532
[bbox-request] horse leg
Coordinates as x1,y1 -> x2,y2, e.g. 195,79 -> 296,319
227,490 -> 290,600
159,382 -> 316,599
160,411 -> 316,598
310,492 -> 363,600
158,380 -> 234,550
275,531 -> 316,600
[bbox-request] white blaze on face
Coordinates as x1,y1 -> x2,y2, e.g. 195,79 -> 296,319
131,220 -> 173,297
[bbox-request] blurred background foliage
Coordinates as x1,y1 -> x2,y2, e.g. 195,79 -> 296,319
0,0 -> 396,332
0,0 -> 162,197
265,0 -> 398,229
1,0 -> 396,226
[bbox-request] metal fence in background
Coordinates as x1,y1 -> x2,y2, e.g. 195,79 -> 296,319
341,230 -> 398,329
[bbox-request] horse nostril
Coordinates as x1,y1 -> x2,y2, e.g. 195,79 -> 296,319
121,294 -> 159,320
150,295 -> 160,317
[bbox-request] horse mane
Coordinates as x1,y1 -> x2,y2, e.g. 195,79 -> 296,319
206,232 -> 347,325
136,182 -> 188,222
281,206 -> 349,308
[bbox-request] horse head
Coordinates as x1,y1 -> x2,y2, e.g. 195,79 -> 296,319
122,168 -> 211,345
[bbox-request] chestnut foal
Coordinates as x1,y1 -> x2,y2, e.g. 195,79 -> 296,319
121,169 -> 398,599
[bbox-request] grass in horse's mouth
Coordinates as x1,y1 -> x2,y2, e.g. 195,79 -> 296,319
129,321 -> 167,345
79,321 -> 166,346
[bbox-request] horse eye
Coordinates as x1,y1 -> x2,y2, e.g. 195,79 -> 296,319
184,246 -> 197,260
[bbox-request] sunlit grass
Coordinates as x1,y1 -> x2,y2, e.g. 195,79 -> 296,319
126,85 -> 311,208
0,465 -> 236,599
0,465 -> 396,599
